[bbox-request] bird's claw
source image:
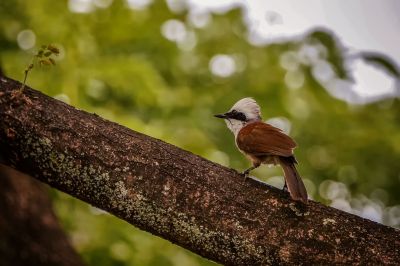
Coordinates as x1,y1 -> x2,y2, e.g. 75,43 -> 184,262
240,170 -> 249,180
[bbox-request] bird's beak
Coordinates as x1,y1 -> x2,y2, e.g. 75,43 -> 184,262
214,113 -> 227,119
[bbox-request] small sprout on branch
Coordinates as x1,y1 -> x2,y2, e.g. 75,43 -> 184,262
17,44 -> 60,96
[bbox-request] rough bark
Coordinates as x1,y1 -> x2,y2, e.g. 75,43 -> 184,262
0,75 -> 399,265
0,164 -> 85,266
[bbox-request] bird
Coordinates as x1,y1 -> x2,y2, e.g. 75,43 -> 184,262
214,97 -> 308,203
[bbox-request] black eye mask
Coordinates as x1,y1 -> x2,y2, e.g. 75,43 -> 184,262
214,110 -> 247,122
226,110 -> 247,121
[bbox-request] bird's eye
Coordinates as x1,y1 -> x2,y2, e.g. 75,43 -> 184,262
226,110 -> 246,121
237,112 -> 246,121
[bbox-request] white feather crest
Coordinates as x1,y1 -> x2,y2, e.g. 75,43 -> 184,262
230,97 -> 261,121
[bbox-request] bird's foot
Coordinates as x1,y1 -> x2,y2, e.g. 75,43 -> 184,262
240,170 -> 250,180
282,183 -> 288,193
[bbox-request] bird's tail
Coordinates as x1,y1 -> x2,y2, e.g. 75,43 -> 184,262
279,156 -> 308,203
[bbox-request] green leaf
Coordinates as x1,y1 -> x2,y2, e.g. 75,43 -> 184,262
360,52 -> 400,78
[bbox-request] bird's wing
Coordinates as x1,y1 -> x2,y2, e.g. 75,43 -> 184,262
236,121 -> 296,157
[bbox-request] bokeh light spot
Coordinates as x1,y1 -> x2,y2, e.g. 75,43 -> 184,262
86,79 -> 107,100
319,180 -> 349,200
188,9 -> 211,28
209,54 -> 236,78
361,204 -> 382,223
17,29 -> 36,50
161,19 -> 187,42
284,70 -> 304,90
279,51 -> 299,71
298,44 -> 327,65
110,242 -> 131,261
331,198 -> 352,213
53,94 -> 71,104
126,0 -> 152,10
266,117 -> 291,134
166,0 -> 186,13
94,0 -> 113,8
177,30 -> 197,51
312,60 -> 335,83
68,0 -> 94,13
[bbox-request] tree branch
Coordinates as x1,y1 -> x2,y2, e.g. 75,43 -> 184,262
0,76 -> 399,265
0,164 -> 85,266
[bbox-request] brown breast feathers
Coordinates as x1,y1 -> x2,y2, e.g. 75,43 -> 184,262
236,121 -> 296,157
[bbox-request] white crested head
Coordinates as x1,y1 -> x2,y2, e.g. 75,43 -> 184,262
229,97 -> 261,121
215,97 -> 262,136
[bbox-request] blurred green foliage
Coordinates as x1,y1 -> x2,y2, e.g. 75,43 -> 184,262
1,0 -> 400,265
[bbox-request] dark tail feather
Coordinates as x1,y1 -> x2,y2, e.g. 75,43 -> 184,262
279,156 -> 308,203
